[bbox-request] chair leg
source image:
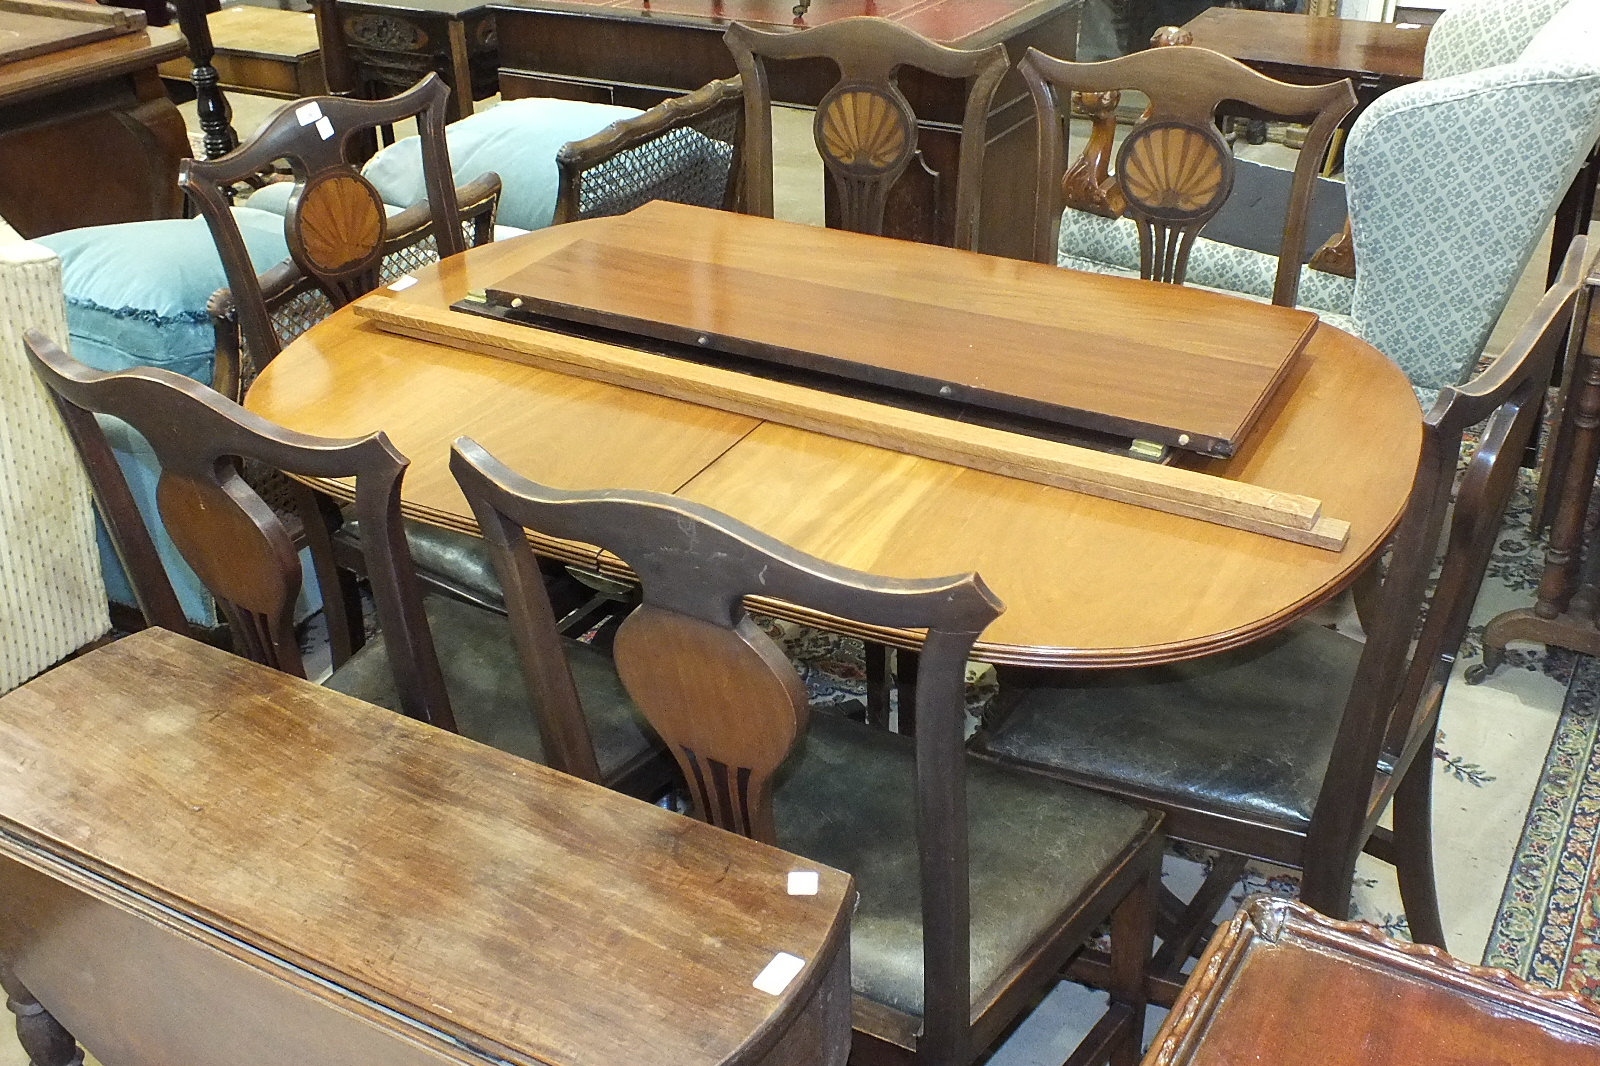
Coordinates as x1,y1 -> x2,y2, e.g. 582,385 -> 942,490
1393,744 -> 1447,949
1,963 -> 83,1066
306,490 -> 364,666
1150,852 -> 1247,978
865,642 -> 891,728
1107,861 -> 1157,1066
895,649 -> 919,736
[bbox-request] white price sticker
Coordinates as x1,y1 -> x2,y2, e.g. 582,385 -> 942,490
295,101 -> 323,126
752,952 -> 806,996
315,116 -> 335,141
787,870 -> 819,896
388,275 -> 419,292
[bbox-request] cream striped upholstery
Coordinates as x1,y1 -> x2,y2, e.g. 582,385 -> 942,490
0,222 -> 108,692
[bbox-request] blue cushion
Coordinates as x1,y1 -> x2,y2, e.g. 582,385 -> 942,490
36,208 -> 291,386
361,98 -> 642,231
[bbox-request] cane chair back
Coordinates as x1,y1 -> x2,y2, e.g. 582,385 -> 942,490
1025,43 -> 1355,305
181,74 -> 465,389
207,169 -> 500,404
554,77 -> 745,225
22,330 -> 455,733
725,17 -> 1008,249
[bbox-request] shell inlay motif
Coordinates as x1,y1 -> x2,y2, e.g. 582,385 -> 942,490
817,88 -> 912,172
295,175 -> 385,275
1118,123 -> 1228,217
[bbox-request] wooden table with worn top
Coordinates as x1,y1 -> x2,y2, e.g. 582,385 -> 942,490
1182,7 -> 1426,170
0,24 -> 189,238
0,629 -> 853,1066
245,212 -> 1422,668
1145,896 -> 1600,1064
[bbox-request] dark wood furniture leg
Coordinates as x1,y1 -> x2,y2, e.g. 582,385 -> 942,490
1473,269 -> 1600,680
1551,140 -> 1598,288
173,0 -> 237,158
1,962 -> 83,1066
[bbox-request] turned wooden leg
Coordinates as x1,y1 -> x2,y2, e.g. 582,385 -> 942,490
0,964 -> 83,1066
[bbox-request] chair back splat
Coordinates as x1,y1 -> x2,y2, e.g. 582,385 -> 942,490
22,331 -> 455,733
182,74 -> 472,394
1025,39 -> 1355,305
725,17 -> 1008,249
450,440 -> 1005,1064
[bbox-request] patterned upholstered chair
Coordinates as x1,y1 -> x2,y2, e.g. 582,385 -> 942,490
0,220 -> 107,692
1055,0 -> 1600,398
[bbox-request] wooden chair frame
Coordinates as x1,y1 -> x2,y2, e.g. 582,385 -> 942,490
726,17 -> 1008,249
449,439 -> 1161,1066
1024,43 -> 1355,306
22,330 -> 456,734
553,76 -> 746,226
980,237 -> 1589,992
181,74 -> 465,379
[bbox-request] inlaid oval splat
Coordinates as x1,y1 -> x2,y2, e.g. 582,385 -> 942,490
290,172 -> 386,276
815,86 -> 914,173
1116,121 -> 1231,219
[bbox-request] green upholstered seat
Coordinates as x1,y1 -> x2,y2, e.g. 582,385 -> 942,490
774,713 -> 1153,1017
326,593 -> 659,781
974,621 -> 1361,831
340,516 -> 505,613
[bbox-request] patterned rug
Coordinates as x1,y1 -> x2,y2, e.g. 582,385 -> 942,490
1484,645 -> 1600,998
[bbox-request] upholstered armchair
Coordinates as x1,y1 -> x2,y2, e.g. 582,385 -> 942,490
1056,0 -> 1600,397
0,219 -> 108,691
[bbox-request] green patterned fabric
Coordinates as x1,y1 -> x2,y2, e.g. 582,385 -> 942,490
1345,0 -> 1600,390
1057,208 -> 1356,316
1422,0 -> 1573,80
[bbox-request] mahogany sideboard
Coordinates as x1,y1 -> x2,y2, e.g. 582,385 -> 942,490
0,629 -> 853,1066
484,0 -> 1082,259
1145,896 -> 1600,1064
0,24 -> 189,239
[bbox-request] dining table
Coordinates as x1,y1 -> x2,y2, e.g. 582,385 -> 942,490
244,208 -> 1423,670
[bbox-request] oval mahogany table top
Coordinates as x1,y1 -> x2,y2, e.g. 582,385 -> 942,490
246,221 -> 1422,668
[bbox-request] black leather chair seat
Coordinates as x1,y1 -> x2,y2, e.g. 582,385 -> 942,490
974,621 -> 1361,831
339,517 -> 506,613
326,594 -> 659,780
772,713 -> 1154,1018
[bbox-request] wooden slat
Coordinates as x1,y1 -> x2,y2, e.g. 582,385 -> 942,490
0,0 -> 143,30
354,295 -> 1350,551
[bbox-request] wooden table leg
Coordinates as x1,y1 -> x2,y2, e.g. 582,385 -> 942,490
1472,284 -> 1600,681
1,962 -> 83,1066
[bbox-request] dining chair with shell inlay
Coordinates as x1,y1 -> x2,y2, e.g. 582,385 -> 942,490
1027,40 -> 1356,307
450,438 -> 1166,1066
22,330 -> 671,798
725,17 -> 1010,251
182,73 -> 504,664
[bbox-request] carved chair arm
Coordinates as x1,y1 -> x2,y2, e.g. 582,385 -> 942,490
1061,27 -> 1195,220
1062,90 -> 1126,218
1309,216 -> 1356,277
